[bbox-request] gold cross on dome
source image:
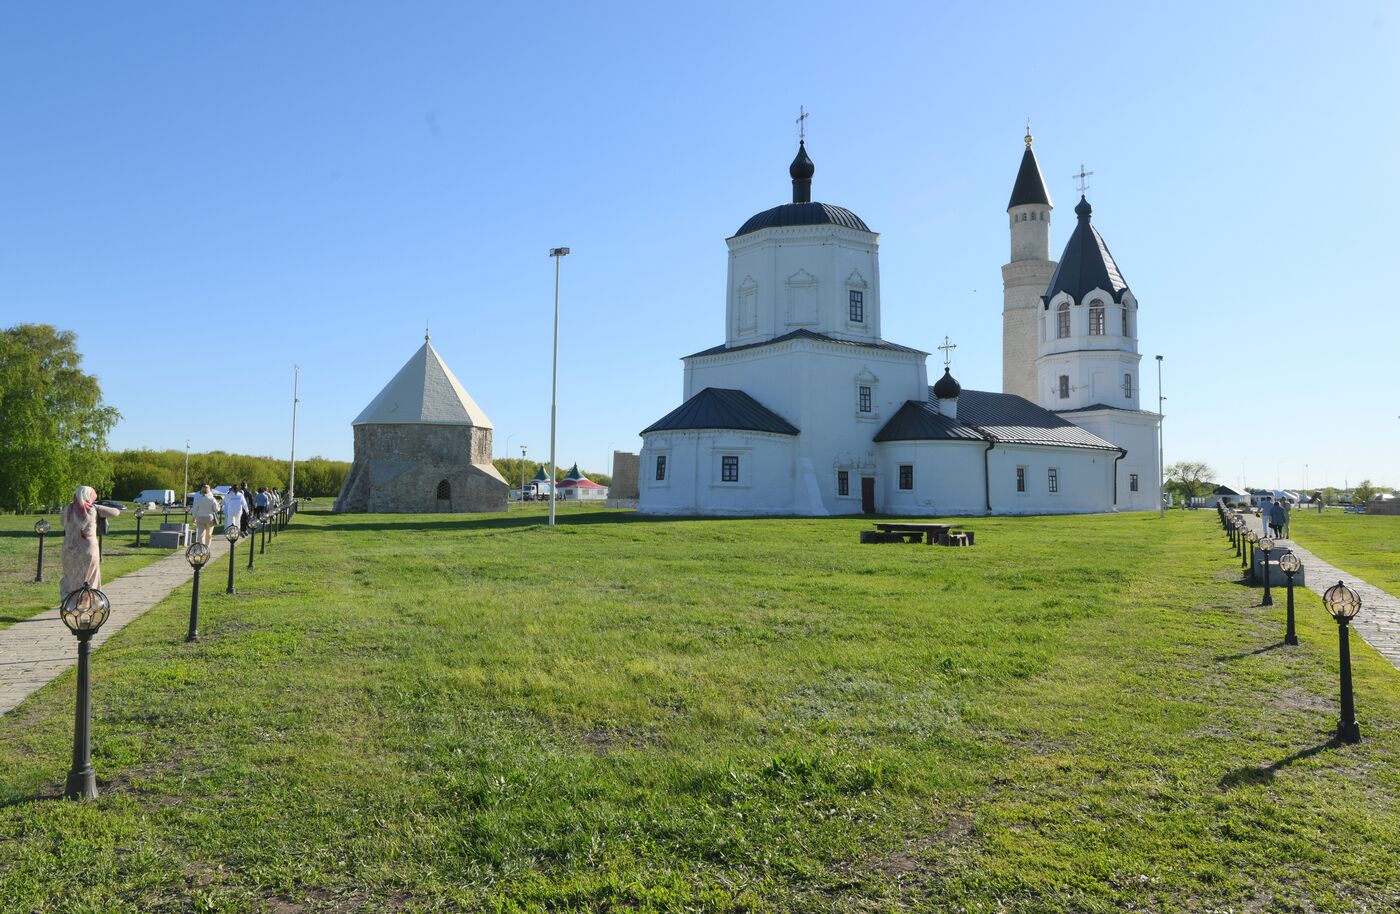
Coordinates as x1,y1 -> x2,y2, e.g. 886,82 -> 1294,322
796,105 -> 809,142
938,336 -> 957,367
1073,164 -> 1094,195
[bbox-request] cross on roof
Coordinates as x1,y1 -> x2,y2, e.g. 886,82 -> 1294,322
938,336 -> 957,367
1073,164 -> 1094,195
796,105 -> 809,143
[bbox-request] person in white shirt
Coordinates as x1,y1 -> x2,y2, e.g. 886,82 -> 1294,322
191,484 -> 221,546
222,486 -> 247,535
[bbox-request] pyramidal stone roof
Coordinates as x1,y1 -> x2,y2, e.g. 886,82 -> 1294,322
352,340 -> 493,428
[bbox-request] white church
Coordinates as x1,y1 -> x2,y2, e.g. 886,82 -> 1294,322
637,132 -> 1161,516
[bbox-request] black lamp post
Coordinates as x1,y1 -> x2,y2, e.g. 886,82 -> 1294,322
59,582 -> 111,800
133,508 -> 146,547
1246,530 -> 1258,583
225,524 -> 240,594
184,543 -> 210,642
247,518 -> 258,570
260,514 -> 268,554
1279,551 -> 1301,646
1259,537 -> 1275,606
34,519 -> 50,582
1236,520 -> 1245,561
1323,580 -> 1363,744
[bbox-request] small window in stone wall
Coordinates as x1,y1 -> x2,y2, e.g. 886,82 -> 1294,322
436,479 -> 451,500
1130,474 -> 1140,492
837,470 -> 849,496
721,455 -> 739,483
656,455 -> 667,481
899,465 -> 913,490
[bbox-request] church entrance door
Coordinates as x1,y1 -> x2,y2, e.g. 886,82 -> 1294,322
861,477 -> 876,514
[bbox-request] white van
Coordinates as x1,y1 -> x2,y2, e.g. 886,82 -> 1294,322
132,489 -> 177,506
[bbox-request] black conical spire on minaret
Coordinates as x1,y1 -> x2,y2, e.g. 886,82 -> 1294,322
790,141 -> 815,203
1007,130 -> 1052,210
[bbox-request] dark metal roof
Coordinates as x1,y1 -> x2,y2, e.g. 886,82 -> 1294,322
685,328 -> 926,360
1008,145 -> 1052,209
875,388 -> 1120,451
1042,197 -> 1129,306
641,387 -> 799,436
956,389 -> 1120,450
873,400 -> 984,443
734,202 -> 871,238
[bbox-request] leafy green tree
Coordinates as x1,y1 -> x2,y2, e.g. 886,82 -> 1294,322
0,324 -> 120,512
1164,460 -> 1216,503
1353,479 -> 1377,505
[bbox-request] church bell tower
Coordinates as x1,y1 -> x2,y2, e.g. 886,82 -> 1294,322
1001,129 -> 1055,402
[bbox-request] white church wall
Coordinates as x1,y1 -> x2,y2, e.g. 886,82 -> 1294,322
638,430 -> 798,516
725,226 -> 882,346
1065,409 -> 1161,512
986,444 -> 1116,514
878,442 -> 989,515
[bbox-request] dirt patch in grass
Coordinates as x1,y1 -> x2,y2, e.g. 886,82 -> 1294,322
576,724 -> 656,755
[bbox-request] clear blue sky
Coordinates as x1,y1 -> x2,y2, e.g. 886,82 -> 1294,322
3,2 -> 1396,491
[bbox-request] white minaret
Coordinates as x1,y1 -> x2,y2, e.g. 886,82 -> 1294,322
1001,129 -> 1056,402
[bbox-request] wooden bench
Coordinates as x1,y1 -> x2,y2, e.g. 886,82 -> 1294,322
871,522 -> 951,545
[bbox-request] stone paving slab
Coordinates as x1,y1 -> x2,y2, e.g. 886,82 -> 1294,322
0,535 -> 236,717
1274,537 -> 1400,669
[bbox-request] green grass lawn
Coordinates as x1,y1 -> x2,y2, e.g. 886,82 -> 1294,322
0,510 -> 170,630
1285,508 -> 1400,599
2,506 -> 1400,912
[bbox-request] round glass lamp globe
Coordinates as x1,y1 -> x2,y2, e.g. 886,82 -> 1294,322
224,525 -> 240,543
60,583 -> 111,634
185,543 -> 211,568
1278,552 -> 1302,574
1259,537 -> 1275,551
1322,581 -> 1362,621
34,519 -> 50,535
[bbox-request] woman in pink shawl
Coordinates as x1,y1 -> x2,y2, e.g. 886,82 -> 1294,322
59,485 -> 122,601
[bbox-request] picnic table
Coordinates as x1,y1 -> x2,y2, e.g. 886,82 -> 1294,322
871,522 -> 953,545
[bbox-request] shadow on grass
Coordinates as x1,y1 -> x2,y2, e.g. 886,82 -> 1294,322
0,791 -> 63,809
1213,641 -> 1287,662
1218,737 -> 1342,790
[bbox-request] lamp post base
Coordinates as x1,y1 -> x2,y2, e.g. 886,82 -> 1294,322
1336,720 -> 1361,744
64,766 -> 98,800
1285,633 -> 1299,646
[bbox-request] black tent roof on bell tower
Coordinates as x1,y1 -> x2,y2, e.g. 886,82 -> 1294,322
1007,143 -> 1052,210
1041,196 -> 1130,306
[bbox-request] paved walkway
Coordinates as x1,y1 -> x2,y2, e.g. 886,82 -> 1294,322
0,535 -> 235,716
1274,536 -> 1400,669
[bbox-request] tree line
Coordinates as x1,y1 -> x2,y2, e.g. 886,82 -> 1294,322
110,449 -> 350,501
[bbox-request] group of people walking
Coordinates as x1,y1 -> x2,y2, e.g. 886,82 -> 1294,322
190,484 -> 287,546
1259,495 -> 1291,539
57,482 -> 290,604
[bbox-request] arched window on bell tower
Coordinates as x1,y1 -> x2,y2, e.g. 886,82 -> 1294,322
1056,301 -> 1070,339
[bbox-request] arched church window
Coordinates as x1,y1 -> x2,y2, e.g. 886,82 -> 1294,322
1058,375 -> 1070,399
1056,302 -> 1070,339
1121,306 -> 1129,336
436,479 -> 451,500
1089,300 -> 1105,335
1123,373 -> 1133,398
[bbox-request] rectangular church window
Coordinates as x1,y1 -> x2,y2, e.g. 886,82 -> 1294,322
849,290 -> 864,323
721,455 -> 739,482
1016,467 -> 1026,492
1130,473 -> 1139,492
859,385 -> 872,412
656,455 -> 666,481
838,470 -> 849,496
1122,307 -> 1129,336
1089,303 -> 1105,335
899,465 -> 913,490
1048,468 -> 1059,493
1059,375 -> 1069,399
1124,373 -> 1133,398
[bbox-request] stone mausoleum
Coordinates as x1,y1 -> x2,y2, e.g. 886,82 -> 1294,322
334,336 -> 509,514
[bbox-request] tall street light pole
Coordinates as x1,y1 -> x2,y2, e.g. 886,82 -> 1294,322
183,440 -> 190,511
289,365 -> 300,502
520,444 -> 528,501
1156,355 -> 1165,518
548,247 -> 570,528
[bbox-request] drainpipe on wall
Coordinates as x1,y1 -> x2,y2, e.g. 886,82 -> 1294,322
982,440 -> 996,514
1113,448 -> 1127,507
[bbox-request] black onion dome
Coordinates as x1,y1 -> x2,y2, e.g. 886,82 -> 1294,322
789,141 -> 815,181
1074,196 -> 1092,218
734,202 -> 871,237
932,367 -> 962,399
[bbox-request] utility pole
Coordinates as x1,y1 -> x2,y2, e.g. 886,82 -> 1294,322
289,365 -> 300,501
548,247 -> 570,527
1156,355 -> 1165,518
